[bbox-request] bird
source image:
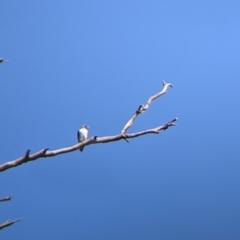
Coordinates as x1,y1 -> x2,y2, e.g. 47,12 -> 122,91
0,58 -> 8,63
77,125 -> 89,152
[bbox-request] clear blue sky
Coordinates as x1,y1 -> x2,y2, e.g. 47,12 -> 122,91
1,1 -> 240,239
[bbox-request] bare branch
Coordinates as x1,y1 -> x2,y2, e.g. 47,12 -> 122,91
0,196 -> 11,202
121,81 -> 173,136
0,118 -> 177,172
0,219 -> 22,230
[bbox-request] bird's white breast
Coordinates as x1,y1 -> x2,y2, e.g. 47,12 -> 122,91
80,128 -> 88,138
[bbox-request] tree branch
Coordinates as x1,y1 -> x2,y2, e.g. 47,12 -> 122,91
1,80 -> 176,230
121,80 -> 173,136
0,196 -> 11,202
0,118 -> 177,172
0,219 -> 22,230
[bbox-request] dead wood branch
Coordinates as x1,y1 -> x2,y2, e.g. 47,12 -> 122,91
0,219 -> 22,230
0,196 -> 11,202
0,118 -> 177,172
121,80 -> 173,136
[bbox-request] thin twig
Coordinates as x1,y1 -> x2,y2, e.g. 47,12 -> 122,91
121,81 -> 173,136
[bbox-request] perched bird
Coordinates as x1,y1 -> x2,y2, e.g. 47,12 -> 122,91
77,125 -> 89,152
0,58 -> 8,63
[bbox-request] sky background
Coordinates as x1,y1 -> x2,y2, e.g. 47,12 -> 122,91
1,0 -> 240,239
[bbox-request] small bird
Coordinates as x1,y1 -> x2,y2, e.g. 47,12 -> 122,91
77,125 -> 89,152
0,58 -> 8,63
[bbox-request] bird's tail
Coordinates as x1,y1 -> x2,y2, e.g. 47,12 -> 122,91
80,147 -> 84,152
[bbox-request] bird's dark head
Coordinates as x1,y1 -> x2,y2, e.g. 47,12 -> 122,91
81,124 -> 89,129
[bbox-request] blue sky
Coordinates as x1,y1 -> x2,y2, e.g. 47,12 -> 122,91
1,1 -> 240,239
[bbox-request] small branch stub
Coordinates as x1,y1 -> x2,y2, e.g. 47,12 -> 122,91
162,118 -> 178,130
0,58 -> 8,63
0,196 -> 11,202
25,150 -> 30,159
43,148 -> 49,155
136,105 -> 144,114
122,134 -> 129,143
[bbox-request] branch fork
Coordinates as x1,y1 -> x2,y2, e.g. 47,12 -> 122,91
121,80 -> 174,137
